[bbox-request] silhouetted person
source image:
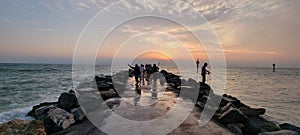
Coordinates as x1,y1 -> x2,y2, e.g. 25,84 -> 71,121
140,64 -> 145,85
196,58 -> 200,73
152,64 -> 159,73
201,63 -> 210,84
151,64 -> 160,83
128,64 -> 141,86
272,63 -> 276,72
145,64 -> 152,83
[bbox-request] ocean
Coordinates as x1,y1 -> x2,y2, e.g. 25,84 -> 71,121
0,63 -> 299,127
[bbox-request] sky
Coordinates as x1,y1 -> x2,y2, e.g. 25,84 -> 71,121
0,0 -> 300,67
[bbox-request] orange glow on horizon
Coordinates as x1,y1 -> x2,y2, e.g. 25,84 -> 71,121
138,52 -> 171,60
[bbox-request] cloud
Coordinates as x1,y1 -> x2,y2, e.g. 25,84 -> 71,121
1,17 -> 12,23
77,2 -> 90,11
33,28 -> 57,32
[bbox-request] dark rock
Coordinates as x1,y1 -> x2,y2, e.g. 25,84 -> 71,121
227,123 -> 244,135
97,81 -> 110,91
181,79 -> 186,86
105,75 -> 112,82
197,95 -> 208,103
71,107 -> 86,123
245,117 -> 280,135
104,98 -> 121,109
28,102 -> 57,117
100,89 -> 118,100
160,70 -> 168,75
218,102 -> 236,114
220,94 -> 247,108
35,106 -> 75,134
52,119 -> 106,135
280,123 -> 300,133
258,130 -> 300,135
199,83 -> 213,96
0,119 -> 46,135
218,107 -> 248,124
58,92 -> 79,112
95,75 -> 106,82
240,106 -> 266,117
69,89 -> 76,94
210,94 -> 224,107
95,75 -> 112,91
186,78 -> 198,87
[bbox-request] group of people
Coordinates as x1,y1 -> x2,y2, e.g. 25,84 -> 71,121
128,63 -> 160,86
128,59 -> 210,86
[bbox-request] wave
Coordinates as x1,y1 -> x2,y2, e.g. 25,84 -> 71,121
0,106 -> 34,124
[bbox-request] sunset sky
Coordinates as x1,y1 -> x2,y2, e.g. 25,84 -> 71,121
1,0 -> 300,67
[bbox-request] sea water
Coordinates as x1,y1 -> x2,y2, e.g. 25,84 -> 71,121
0,63 -> 299,127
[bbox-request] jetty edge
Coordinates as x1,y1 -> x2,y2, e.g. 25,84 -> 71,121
0,70 -> 299,135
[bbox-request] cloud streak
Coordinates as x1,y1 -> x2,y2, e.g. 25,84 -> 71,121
33,28 -> 57,32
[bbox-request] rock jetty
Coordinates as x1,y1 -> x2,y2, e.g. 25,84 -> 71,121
0,70 -> 299,135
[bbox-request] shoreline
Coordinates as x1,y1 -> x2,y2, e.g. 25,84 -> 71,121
0,70 -> 300,135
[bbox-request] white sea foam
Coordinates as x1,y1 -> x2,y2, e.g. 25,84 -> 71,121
0,106 -> 34,124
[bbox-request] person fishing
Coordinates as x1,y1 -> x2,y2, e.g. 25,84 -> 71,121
196,58 -> 200,73
128,64 -> 141,86
201,63 -> 210,84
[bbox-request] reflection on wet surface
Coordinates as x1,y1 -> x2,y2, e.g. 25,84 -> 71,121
114,77 -> 179,121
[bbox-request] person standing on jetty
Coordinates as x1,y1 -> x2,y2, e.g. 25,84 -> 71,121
201,63 -> 210,84
272,63 -> 276,72
140,64 -> 145,85
196,58 -> 200,73
150,63 -> 160,83
128,64 -> 141,86
145,64 -> 152,83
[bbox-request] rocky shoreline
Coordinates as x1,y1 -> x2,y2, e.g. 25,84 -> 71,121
0,70 -> 300,135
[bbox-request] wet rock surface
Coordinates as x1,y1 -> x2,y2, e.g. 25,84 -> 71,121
26,90 -> 78,134
58,92 -> 79,112
35,106 -> 75,133
27,102 -> 58,117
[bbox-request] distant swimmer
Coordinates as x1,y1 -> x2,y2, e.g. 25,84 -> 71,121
272,63 -> 276,72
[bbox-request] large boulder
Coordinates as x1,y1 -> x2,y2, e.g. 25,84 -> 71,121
27,102 -> 57,117
218,107 -> 248,124
104,98 -> 121,109
240,106 -> 266,117
0,119 -> 46,135
244,117 -> 280,135
95,75 -> 113,91
97,81 -> 111,91
184,78 -> 198,87
199,83 -> 212,96
35,106 -> 75,134
220,94 -> 247,108
218,102 -> 236,114
100,89 -> 118,100
58,92 -> 79,112
258,130 -> 299,135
